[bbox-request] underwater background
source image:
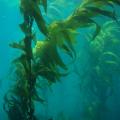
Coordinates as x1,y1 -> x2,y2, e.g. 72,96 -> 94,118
0,0 -> 120,120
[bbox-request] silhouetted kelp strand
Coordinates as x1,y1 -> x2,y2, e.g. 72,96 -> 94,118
63,0 -> 120,28
47,22 -> 77,59
24,36 -> 33,60
19,1 -> 37,119
59,2 -> 120,41
24,33 -> 35,120
18,0 -> 47,119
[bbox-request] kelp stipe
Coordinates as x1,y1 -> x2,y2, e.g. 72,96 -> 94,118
3,0 -> 120,120
4,0 -> 48,119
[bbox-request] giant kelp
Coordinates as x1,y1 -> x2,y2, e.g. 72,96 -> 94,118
4,0 -> 120,120
74,19 -> 120,120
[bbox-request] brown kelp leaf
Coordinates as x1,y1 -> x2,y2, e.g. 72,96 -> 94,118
33,8 -> 48,36
73,15 -> 101,40
35,40 -> 67,70
20,0 -> 48,36
61,29 -> 77,59
12,55 -> 29,73
30,0 -> 48,36
33,40 -> 47,58
46,47 -> 67,70
38,69 -> 58,83
33,50 -> 66,83
38,67 -> 68,83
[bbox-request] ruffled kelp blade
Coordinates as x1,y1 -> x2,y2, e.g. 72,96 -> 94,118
33,40 -> 69,83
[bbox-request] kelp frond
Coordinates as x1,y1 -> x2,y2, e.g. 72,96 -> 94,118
5,0 -> 120,120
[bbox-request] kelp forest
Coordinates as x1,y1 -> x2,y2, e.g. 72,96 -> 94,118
1,0 -> 120,120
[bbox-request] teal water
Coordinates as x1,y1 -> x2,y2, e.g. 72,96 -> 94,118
0,0 -> 120,120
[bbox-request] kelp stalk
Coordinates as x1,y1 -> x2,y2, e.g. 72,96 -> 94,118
20,0 -> 35,119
